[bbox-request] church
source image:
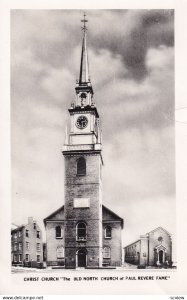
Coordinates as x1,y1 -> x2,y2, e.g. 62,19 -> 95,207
43,15 -> 124,269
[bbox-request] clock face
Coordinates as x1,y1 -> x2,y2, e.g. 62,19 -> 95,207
76,116 -> 88,129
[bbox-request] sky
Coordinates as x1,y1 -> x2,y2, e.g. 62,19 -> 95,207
11,10 -> 175,251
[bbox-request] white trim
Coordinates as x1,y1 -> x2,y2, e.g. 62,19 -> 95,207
104,225 -> 112,239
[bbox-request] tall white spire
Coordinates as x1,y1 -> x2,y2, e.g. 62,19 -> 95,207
79,13 -> 90,84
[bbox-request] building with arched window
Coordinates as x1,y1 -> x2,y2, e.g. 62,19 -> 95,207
43,15 -> 124,269
124,227 -> 172,267
77,157 -> 86,176
76,222 -> 87,241
44,204 -> 123,268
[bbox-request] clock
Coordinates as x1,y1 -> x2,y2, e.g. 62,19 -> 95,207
76,116 -> 88,129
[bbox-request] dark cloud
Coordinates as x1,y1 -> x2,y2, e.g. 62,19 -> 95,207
11,9 -> 174,80
88,10 -> 174,79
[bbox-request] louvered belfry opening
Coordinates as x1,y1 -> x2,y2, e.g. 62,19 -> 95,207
77,157 -> 86,176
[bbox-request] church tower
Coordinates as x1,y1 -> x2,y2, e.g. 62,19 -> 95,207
62,14 -> 103,268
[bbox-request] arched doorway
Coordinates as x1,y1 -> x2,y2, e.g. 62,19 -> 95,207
154,245 -> 166,266
158,250 -> 164,264
76,249 -> 87,268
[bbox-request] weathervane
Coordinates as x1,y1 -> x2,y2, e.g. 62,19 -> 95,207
81,12 -> 88,32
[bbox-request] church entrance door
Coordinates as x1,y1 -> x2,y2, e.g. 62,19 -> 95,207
158,250 -> 164,264
77,249 -> 87,268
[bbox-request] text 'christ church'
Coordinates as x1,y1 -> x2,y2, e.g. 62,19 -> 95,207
44,14 -> 124,269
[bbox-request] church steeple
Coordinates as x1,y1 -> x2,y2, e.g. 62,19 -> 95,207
79,13 -> 90,84
74,13 -> 94,108
63,13 -> 101,151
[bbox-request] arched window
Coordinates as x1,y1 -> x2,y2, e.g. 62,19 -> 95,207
103,247 -> 111,259
56,246 -> 64,259
77,157 -> 86,176
105,226 -> 112,238
55,226 -> 62,239
76,222 -> 87,241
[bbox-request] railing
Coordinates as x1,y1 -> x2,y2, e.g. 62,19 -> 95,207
63,144 -> 101,151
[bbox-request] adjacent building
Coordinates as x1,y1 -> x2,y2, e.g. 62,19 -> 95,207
124,227 -> 172,267
43,15 -> 124,269
11,217 -> 43,268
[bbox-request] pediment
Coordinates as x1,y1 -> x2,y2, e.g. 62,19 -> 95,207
102,205 -> 124,228
44,206 -> 64,225
155,244 -> 167,250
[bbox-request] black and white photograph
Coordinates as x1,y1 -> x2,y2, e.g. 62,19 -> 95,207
11,9 -> 175,271
1,1 -> 187,296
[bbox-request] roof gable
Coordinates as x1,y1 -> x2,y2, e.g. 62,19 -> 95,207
11,225 -> 24,233
43,204 -> 124,228
102,205 -> 124,228
44,206 -> 64,225
147,226 -> 171,237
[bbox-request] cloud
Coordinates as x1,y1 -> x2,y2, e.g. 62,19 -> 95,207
11,9 -> 174,79
11,10 -> 175,243
91,44 -> 174,138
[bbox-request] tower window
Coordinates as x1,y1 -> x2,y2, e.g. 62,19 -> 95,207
80,92 -> 86,99
105,226 -> 112,239
76,222 -> 87,241
103,247 -> 111,259
77,157 -> 86,176
55,226 -> 62,239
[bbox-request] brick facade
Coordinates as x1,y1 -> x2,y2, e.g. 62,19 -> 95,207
63,153 -> 103,268
43,17 -> 124,269
11,217 -> 43,268
44,205 -> 123,268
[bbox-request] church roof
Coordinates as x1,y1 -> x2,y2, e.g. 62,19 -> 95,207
124,226 -> 171,248
11,225 -> 24,233
147,226 -> 171,237
43,204 -> 124,228
43,205 -> 64,225
102,205 -> 124,228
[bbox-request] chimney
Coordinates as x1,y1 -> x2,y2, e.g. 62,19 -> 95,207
28,217 -> 33,224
